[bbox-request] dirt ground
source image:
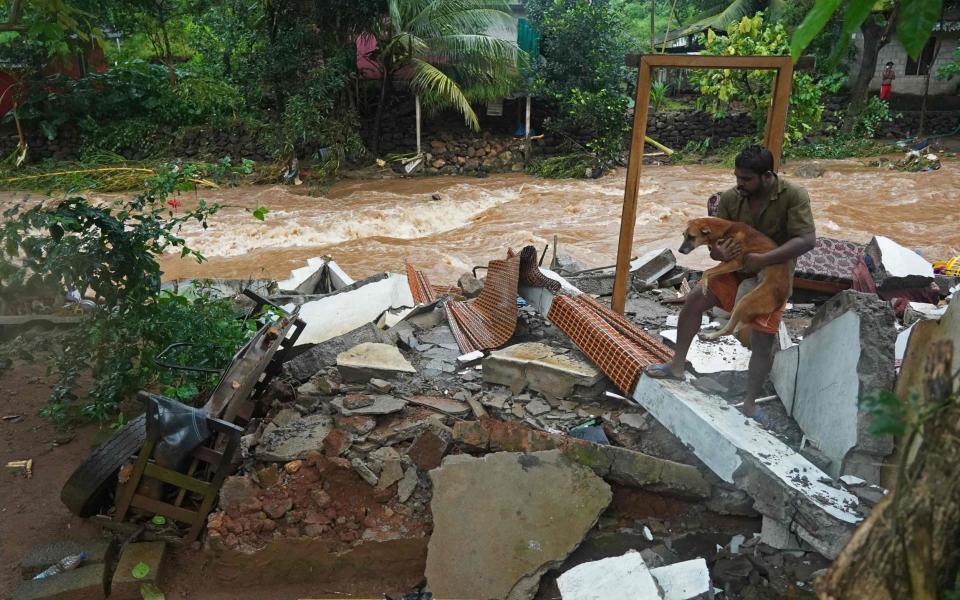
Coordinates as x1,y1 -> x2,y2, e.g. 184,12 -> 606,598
0,362 -> 417,600
0,361 -> 102,597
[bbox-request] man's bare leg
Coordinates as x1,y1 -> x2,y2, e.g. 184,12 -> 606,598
646,285 -> 719,378
743,330 -> 776,417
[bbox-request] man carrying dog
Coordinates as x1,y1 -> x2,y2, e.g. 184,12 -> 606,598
646,145 -> 815,421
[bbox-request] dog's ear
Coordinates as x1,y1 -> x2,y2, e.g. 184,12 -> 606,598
700,226 -> 711,236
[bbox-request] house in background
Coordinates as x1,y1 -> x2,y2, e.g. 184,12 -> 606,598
862,17 -> 960,96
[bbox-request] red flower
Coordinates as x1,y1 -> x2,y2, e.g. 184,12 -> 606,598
166,198 -> 183,210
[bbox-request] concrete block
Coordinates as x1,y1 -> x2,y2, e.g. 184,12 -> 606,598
483,342 -> 601,399
282,322 -> 386,382
651,558 -> 713,600
772,291 -> 896,481
111,542 -> 167,600
903,302 -> 946,326
557,550 -> 663,599
632,375 -> 861,559
631,248 -> 677,289
13,564 -> 107,600
864,235 -> 934,291
336,342 -> 416,383
761,515 -> 800,550
19,540 -> 112,579
427,451 -> 611,600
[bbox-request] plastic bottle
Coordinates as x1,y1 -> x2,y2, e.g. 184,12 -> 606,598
32,552 -> 86,580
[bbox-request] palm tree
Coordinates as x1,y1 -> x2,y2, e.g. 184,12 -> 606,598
667,0 -> 787,41
369,0 -> 523,154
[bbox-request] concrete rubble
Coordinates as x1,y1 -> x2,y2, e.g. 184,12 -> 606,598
771,291 -> 896,482
425,451 -> 612,600
864,235 -> 935,291
40,240 -> 949,599
558,550 -> 713,600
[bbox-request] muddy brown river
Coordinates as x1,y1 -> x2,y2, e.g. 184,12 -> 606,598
4,160 -> 958,284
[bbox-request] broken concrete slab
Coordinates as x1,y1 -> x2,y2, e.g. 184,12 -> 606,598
557,550 -> 663,600
397,467 -> 419,502
457,272 -> 484,298
336,343 -> 416,383
483,342 -> 602,399
283,322 -> 387,382
631,248 -> 678,289
331,394 -> 407,416
651,558 -> 713,600
289,273 -> 415,346
903,301 -> 947,326
771,291 -> 896,482
632,375 -> 861,559
256,414 -> 334,462
661,329 -> 751,374
864,235 -> 934,291
426,451 -> 612,600
111,541 -> 166,600
13,564 -> 108,600
277,256 -> 354,294
453,417 -> 709,499
404,394 -> 470,416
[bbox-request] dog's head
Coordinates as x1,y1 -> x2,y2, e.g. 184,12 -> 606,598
679,218 -> 725,254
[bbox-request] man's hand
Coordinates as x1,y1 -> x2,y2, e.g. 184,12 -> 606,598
742,252 -> 769,273
710,238 -> 742,262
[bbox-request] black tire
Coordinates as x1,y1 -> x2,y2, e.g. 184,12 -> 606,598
61,414 -> 146,517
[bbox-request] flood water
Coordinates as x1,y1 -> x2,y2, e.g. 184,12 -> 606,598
4,160 -> 958,285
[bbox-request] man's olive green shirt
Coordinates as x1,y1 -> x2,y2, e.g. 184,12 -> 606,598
715,176 -> 816,278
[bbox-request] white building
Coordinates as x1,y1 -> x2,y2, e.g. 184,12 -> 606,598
860,19 -> 960,96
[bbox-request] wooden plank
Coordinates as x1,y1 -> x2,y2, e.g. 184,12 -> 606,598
793,277 -> 848,294
114,430 -> 157,523
130,494 -> 199,526
765,62 -> 794,171
143,463 -> 212,495
612,60 -> 653,314
625,53 -> 816,72
192,446 -> 223,465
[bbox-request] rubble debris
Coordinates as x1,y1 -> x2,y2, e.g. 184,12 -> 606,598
483,342 -> 603,400
277,256 -> 354,294
255,413 -> 334,462
290,273 -> 416,346
283,323 -> 387,382
903,301 -> 947,326
111,542 -> 166,600
397,467 -> 419,502
864,235 -> 934,291
208,453 -> 430,555
368,378 -> 394,393
771,291 -> 896,482
406,430 -> 451,471
453,417 -> 709,498
631,248 -> 678,290
456,350 -> 484,366
760,515 -> 800,550
404,394 -> 470,417
456,272 -> 484,298
632,376 -> 861,559
425,451 -> 612,600
331,394 -> 407,416
557,550 -> 663,599
336,342 -> 416,383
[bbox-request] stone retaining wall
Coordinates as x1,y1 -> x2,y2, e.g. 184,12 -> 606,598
644,110 -> 757,149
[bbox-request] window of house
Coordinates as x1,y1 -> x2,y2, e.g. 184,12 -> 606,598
905,37 -> 937,75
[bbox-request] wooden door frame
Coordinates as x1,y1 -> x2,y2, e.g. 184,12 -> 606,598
611,54 -> 797,314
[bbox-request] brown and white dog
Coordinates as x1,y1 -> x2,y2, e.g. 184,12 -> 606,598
678,217 -> 790,340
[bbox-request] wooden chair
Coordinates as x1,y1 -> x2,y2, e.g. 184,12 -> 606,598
114,393 -> 243,542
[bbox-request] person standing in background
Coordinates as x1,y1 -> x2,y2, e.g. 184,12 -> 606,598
880,61 -> 896,101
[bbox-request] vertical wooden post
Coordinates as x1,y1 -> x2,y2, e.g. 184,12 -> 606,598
415,94 -> 422,156
612,59 -> 654,314
525,95 -> 531,140
763,62 -> 793,171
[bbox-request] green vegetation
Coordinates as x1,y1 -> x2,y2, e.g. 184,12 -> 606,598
0,166 -> 262,423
